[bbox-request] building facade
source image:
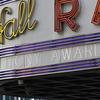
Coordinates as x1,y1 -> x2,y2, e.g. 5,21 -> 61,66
0,0 -> 100,99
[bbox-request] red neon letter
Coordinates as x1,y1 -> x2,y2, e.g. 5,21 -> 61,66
55,0 -> 79,32
92,0 -> 100,25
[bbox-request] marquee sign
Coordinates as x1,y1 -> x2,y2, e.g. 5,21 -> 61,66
0,0 -> 100,44
0,0 -> 100,80
55,0 -> 100,32
0,0 -> 37,44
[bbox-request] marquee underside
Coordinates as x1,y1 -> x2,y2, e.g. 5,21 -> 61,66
0,68 -> 100,100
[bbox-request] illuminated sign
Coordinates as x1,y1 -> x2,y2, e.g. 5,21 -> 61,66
0,0 -> 100,44
0,0 -> 100,80
0,0 -> 38,44
55,0 -> 100,32
55,0 -> 79,32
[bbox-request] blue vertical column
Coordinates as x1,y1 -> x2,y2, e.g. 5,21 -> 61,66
0,95 -> 3,100
5,96 -> 9,100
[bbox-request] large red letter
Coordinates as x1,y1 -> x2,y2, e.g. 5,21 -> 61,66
55,0 -> 79,32
92,0 -> 100,25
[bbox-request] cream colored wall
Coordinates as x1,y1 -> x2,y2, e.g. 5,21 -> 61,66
0,0 -> 99,48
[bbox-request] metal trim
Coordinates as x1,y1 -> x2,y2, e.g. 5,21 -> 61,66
0,32 -> 100,58
0,58 -> 100,80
